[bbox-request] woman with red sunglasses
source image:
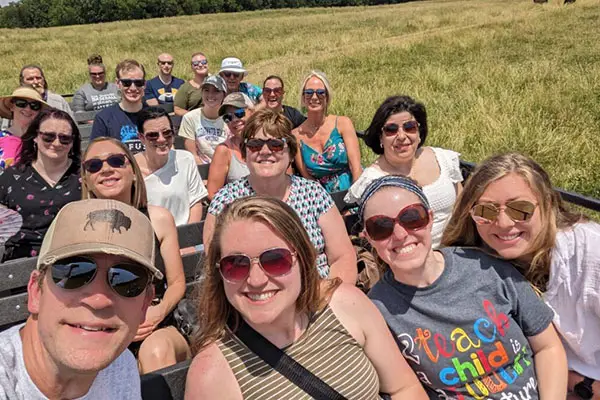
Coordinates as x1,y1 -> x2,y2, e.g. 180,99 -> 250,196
186,196 -> 427,399
0,109 -> 81,261
345,95 -> 463,249
361,175 -> 567,399
443,153 -> 600,399
203,108 -> 357,285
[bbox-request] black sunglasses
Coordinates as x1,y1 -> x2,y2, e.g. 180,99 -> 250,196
89,72 -> 105,77
39,131 -> 74,145
365,203 -> 430,241
12,98 -> 42,111
246,138 -> 287,153
302,89 -> 327,98
158,61 -> 174,66
119,79 -> 145,88
144,129 -> 174,141
382,120 -> 420,136
51,256 -> 151,298
223,108 -> 246,124
82,154 -> 128,173
222,71 -> 241,79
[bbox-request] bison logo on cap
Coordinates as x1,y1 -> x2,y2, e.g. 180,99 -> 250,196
84,209 -> 132,233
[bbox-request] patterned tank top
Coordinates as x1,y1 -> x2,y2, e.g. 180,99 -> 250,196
217,305 -> 381,399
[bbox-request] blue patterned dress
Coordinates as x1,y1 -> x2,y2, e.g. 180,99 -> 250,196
300,118 -> 351,193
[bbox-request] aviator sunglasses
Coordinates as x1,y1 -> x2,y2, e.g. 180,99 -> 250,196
246,138 -> 287,153
365,203 -> 430,241
119,79 -> 146,88
217,248 -> 296,283
262,87 -> 283,96
223,108 -> 246,124
82,154 -> 128,173
302,89 -> 326,98
144,129 -> 174,141
191,60 -> 208,67
12,98 -> 42,111
50,256 -> 151,298
39,131 -> 74,145
470,200 -> 537,225
382,120 -> 419,136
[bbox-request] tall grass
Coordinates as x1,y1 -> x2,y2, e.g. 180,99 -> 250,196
0,0 -> 598,198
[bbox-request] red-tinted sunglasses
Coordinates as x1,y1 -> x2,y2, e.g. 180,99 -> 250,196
217,248 -> 295,283
365,203 -> 430,241
382,120 -> 419,137
245,138 -> 286,153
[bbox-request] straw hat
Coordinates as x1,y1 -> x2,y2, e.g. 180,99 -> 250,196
0,87 -> 49,119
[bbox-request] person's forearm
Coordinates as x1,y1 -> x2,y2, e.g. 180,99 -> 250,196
390,382 -> 427,399
188,203 -> 203,224
328,253 -> 357,284
534,346 -> 568,399
157,280 -> 186,317
146,98 -> 159,106
174,106 -> 188,116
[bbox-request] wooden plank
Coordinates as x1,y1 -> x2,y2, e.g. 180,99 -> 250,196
0,257 -> 36,292
79,124 -> 93,141
0,292 -> 28,330
74,110 -> 98,124
158,103 -> 175,114
177,221 -> 204,248
141,359 -> 191,400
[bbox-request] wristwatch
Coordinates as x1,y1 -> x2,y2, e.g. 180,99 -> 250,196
574,377 -> 595,400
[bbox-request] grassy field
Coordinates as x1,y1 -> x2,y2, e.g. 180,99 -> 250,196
0,0 -> 598,199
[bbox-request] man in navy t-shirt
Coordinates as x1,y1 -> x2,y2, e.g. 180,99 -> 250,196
91,59 -> 147,154
144,53 -> 185,106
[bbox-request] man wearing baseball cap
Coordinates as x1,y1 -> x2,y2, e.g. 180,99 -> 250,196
178,75 -> 231,164
0,199 -> 159,399
218,57 -> 262,104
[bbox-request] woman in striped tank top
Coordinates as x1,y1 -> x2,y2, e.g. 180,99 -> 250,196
185,196 -> 427,399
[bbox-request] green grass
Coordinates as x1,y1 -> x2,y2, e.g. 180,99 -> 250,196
1,0 -> 599,199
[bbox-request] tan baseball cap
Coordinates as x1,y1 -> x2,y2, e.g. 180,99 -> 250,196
37,199 -> 163,280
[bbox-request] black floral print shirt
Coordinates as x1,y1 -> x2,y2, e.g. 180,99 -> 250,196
0,162 -> 81,261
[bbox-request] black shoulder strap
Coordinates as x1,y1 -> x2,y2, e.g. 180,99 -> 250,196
235,320 -> 348,400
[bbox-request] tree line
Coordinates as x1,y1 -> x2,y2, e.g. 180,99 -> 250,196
0,0 -> 412,28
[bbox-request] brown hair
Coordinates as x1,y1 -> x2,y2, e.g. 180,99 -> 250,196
115,59 -> 145,80
192,196 -> 340,352
240,108 -> 297,159
81,137 -> 148,209
441,152 -> 584,290
87,54 -> 104,66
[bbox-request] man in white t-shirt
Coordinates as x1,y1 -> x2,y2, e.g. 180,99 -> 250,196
178,74 -> 229,164
0,199 -> 160,399
135,107 -> 208,226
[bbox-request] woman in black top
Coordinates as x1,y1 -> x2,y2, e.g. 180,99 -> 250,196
0,109 -> 81,261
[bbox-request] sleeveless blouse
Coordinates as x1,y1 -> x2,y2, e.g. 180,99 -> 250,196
217,305 -> 381,399
227,151 -> 249,182
345,147 -> 463,249
300,118 -> 351,193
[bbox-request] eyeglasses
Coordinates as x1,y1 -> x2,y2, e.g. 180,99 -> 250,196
221,71 -> 241,79
158,61 -> 174,66
365,203 -> 430,241
191,60 -> 208,67
39,131 -> 74,145
217,248 -> 295,283
382,120 -> 419,136
51,256 -> 151,298
470,201 -> 537,225
222,108 -> 246,124
144,129 -> 174,141
119,79 -> 145,88
246,138 -> 287,153
302,89 -> 327,98
12,98 -> 42,111
89,72 -> 105,77
262,87 -> 283,96
82,154 -> 128,173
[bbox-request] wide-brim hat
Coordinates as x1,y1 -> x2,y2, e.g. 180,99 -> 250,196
0,86 -> 49,119
218,57 -> 247,76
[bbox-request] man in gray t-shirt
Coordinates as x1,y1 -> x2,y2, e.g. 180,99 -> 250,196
0,199 -> 163,399
369,247 -> 554,399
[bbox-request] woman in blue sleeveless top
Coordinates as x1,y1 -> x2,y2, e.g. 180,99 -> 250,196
293,70 -> 362,193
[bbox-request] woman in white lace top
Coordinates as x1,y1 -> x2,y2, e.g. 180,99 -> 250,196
345,95 -> 462,248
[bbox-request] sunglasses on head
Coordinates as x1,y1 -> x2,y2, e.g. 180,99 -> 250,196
262,87 -> 283,96
223,108 -> 246,124
470,200 -> 536,225
382,120 -> 419,136
302,89 -> 327,98
144,129 -> 174,141
158,61 -> 174,66
119,79 -> 145,88
222,71 -> 241,79
12,98 -> 42,111
50,256 -> 151,298
246,138 -> 287,153
82,154 -> 128,174
217,248 -> 295,283
39,131 -> 74,145
191,60 -> 208,67
365,203 -> 430,241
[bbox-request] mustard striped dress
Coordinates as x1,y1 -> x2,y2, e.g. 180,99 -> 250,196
217,305 -> 381,399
